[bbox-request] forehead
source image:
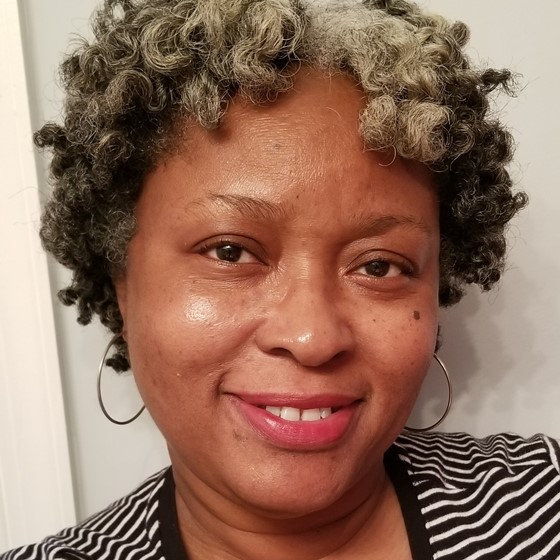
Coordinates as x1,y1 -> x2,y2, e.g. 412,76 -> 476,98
180,68 -> 366,165
174,67 -> 432,190
140,66 -> 436,234
225,67 -> 366,132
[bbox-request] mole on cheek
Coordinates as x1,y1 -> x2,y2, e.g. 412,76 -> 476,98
413,310 -> 421,321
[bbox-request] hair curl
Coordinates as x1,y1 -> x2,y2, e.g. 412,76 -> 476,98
36,0 -> 527,371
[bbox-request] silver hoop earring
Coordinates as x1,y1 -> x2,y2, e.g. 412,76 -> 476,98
97,334 -> 145,425
405,353 -> 452,433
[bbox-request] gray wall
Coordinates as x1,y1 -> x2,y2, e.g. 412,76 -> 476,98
20,0 -> 560,520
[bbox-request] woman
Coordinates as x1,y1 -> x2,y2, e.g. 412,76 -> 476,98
3,0 -> 560,558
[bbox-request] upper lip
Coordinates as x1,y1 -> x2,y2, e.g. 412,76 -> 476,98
229,393 -> 361,409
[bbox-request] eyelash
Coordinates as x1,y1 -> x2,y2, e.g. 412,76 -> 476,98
353,258 -> 416,279
197,239 -> 259,264
197,240 -> 416,281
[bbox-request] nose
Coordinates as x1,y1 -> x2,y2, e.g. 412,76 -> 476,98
254,277 -> 355,368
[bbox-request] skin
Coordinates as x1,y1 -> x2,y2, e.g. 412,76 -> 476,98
116,68 -> 440,559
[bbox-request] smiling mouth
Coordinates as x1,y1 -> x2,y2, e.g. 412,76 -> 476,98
258,406 -> 340,421
233,397 -> 360,449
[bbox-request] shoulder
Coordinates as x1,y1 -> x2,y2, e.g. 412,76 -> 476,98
394,430 -> 560,483
1,469 -> 169,560
394,431 -> 560,559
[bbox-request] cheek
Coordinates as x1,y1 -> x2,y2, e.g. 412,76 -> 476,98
359,293 -> 438,350
388,312 -> 437,405
398,305 -> 438,373
359,300 -> 438,396
125,286 -> 258,406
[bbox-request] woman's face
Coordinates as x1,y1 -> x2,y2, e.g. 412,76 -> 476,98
116,69 -> 440,516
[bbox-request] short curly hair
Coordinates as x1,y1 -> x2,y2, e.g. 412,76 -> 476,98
36,0 -> 527,371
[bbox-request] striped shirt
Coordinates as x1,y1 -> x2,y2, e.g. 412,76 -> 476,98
2,432 -> 560,559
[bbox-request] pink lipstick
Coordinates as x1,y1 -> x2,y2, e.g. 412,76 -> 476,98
230,393 -> 360,450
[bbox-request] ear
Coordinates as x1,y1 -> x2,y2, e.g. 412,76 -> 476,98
114,277 -> 128,339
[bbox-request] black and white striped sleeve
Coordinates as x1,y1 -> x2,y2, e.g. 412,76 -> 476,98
395,431 -> 560,560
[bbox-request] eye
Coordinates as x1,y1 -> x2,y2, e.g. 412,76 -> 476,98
355,259 -> 411,278
200,241 -> 259,264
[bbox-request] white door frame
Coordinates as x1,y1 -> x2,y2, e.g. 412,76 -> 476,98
0,0 -> 76,550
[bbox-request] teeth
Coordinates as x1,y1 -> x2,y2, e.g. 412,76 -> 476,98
280,407 -> 300,421
264,406 -> 333,421
301,408 -> 322,421
265,406 -> 282,417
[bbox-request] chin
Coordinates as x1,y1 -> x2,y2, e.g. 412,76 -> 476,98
238,484 -> 346,519
225,453 -> 372,519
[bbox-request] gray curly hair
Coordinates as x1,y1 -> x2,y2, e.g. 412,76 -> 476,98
36,0 -> 527,371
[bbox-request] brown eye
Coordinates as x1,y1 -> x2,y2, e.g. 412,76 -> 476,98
201,242 -> 259,264
215,244 -> 243,262
364,261 -> 391,277
357,259 -> 408,278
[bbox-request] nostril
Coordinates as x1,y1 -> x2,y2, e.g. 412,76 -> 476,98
332,350 -> 348,362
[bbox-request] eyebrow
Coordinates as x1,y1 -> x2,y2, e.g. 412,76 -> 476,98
189,193 -> 290,222
189,193 -> 433,236
354,214 -> 434,237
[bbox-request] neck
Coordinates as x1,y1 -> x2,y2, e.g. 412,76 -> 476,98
171,461 -> 410,560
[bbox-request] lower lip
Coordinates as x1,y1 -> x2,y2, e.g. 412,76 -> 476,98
232,398 -> 357,450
